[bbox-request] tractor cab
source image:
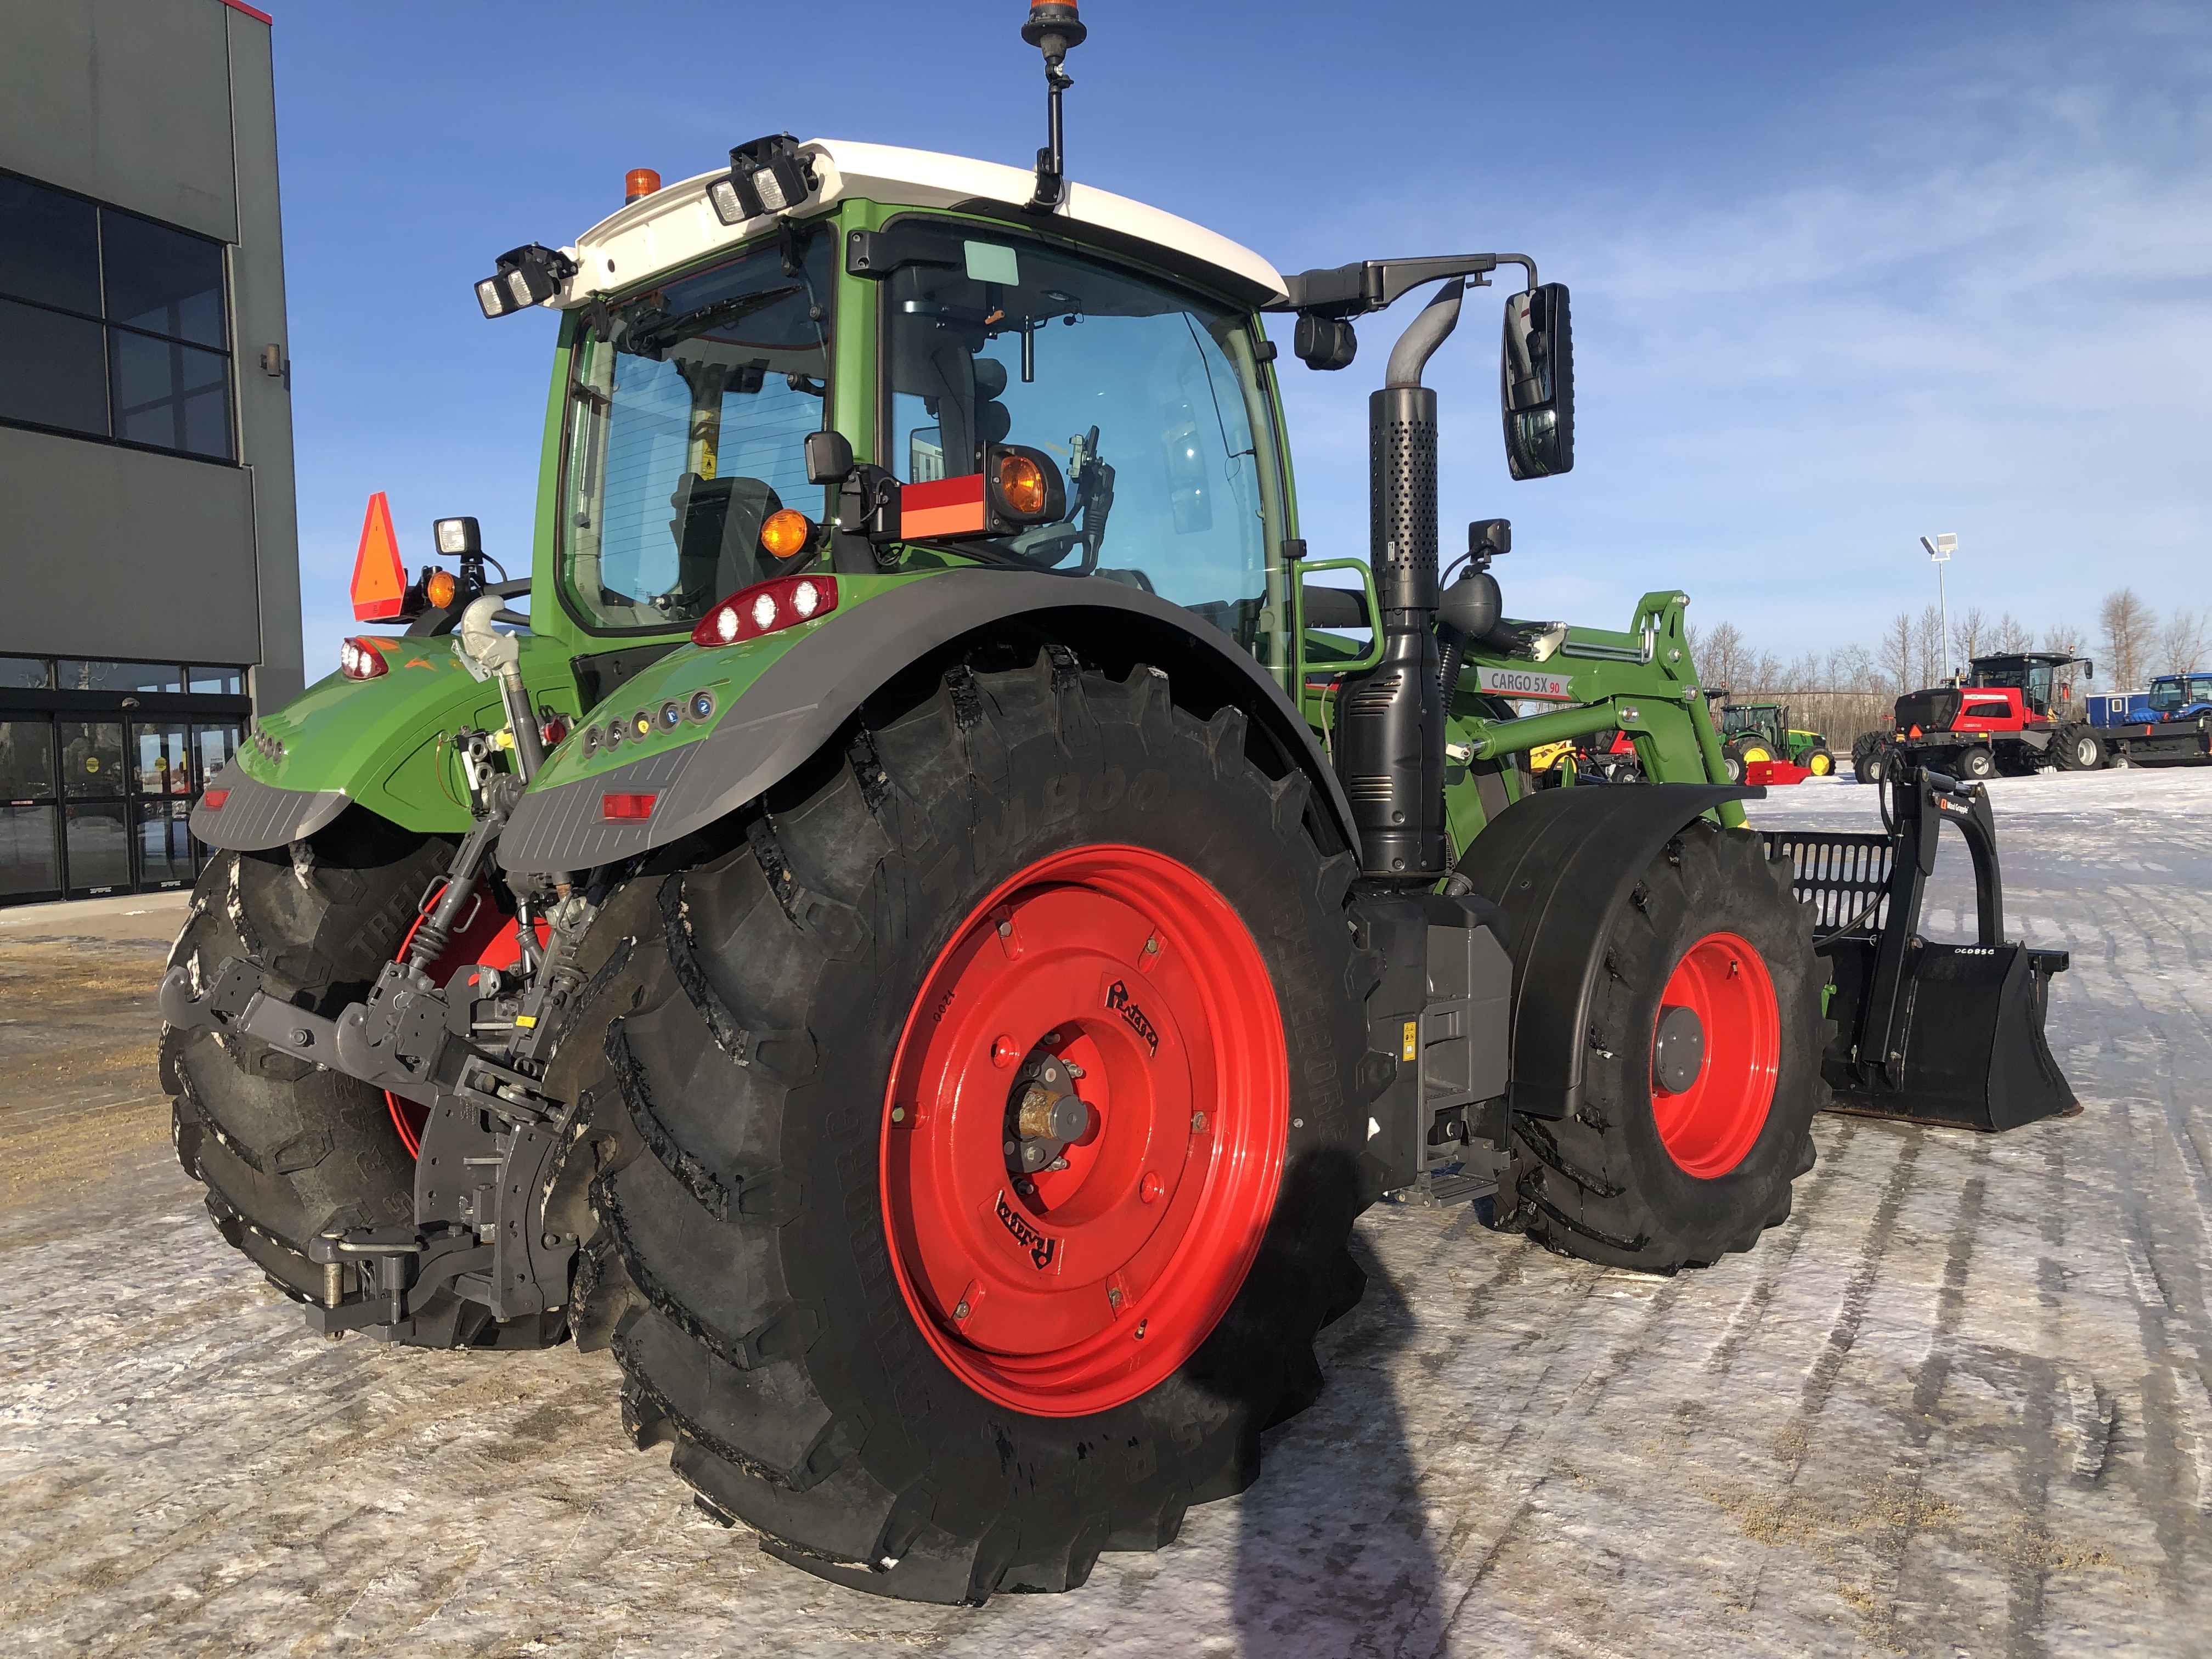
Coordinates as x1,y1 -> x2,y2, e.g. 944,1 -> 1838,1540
1720,702 -> 1787,753
2145,672 -> 2212,720
1966,652 -> 2092,724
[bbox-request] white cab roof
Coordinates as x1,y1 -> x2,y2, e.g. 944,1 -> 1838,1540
561,138 -> 1288,309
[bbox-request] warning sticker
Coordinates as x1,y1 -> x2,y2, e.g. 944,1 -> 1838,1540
1475,665 -> 1575,701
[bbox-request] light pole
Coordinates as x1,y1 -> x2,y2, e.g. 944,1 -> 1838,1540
1920,533 -> 1957,681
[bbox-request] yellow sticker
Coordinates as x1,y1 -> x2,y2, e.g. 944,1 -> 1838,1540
85,756 -> 100,772
514,1013 -> 537,1028
1401,1020 -> 1418,1062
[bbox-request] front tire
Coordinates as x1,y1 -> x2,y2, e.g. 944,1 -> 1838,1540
1803,747 -> 1835,776
1496,820 -> 1824,1272
1958,746 -> 1997,781
550,653 -> 1374,1603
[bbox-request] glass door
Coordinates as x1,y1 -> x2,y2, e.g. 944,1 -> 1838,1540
0,718 -> 61,903
58,719 -> 129,896
132,720 -> 195,889
190,722 -> 241,868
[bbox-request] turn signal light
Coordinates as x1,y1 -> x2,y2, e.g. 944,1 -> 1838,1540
692,574 -> 839,647
602,792 -> 657,821
758,508 -> 815,561
424,568 -> 458,609
998,452 -> 1048,517
339,637 -> 390,680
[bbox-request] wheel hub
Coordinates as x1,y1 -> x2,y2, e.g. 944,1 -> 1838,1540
1652,1003 -> 1706,1094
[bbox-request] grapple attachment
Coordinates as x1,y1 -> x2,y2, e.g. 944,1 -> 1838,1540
1764,768 -> 2076,1132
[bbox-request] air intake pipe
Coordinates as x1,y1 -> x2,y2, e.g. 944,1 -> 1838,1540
1335,279 -> 1463,883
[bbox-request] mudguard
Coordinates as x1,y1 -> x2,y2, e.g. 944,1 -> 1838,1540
191,775 -> 351,851
499,568 -> 1358,873
1454,782 -> 1759,1120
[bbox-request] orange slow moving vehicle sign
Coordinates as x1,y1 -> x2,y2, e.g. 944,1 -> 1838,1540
350,492 -> 408,621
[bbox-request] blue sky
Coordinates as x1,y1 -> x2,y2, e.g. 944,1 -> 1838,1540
266,1 -> 2210,679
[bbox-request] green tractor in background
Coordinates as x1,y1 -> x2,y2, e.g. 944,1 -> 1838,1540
154,7 -> 2073,1607
1716,699 -> 1836,783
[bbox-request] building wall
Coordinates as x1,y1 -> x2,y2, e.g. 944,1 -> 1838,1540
0,0 -> 301,710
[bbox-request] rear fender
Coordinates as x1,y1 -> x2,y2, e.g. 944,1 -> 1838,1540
1454,782 -> 1759,1120
498,568 -> 1358,872
192,635 -> 586,851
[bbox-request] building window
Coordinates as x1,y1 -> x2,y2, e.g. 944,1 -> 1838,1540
0,171 -> 233,462
0,657 -> 249,904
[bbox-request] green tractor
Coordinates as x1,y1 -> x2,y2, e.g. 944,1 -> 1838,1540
157,8 -> 2074,1606
1716,700 -> 1835,782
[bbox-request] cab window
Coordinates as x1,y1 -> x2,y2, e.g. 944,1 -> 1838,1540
560,234 -> 834,633
882,227 -> 1289,668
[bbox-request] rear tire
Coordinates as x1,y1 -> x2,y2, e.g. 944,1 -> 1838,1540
162,810 -> 564,1350
549,652 -> 1374,1604
1496,820 -> 1824,1272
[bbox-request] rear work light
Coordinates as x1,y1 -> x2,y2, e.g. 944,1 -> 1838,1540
602,792 -> 657,820
339,638 -> 390,680
692,574 -> 839,647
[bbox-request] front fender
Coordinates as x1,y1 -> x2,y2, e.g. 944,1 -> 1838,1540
499,568 -> 1358,872
1455,782 -> 1760,1121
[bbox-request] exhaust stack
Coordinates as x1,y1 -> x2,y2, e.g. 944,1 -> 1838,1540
1338,280 -> 1463,882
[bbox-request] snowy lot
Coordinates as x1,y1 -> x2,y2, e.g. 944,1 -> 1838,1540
3,770 -> 2209,1658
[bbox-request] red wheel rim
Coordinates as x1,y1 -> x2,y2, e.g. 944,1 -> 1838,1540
1651,930 -> 1779,1178
881,844 -> 1287,1418
383,891 -> 544,1157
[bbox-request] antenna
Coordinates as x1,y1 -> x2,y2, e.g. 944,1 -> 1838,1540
1021,3 -> 1087,212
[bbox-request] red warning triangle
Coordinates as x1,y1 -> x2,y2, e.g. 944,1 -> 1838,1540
351,492 -> 407,621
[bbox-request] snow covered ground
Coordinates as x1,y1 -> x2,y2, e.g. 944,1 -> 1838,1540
2,768 -> 2208,1657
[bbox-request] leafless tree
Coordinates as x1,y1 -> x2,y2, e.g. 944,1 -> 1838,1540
1881,612 -> 1918,696
1953,606 -> 1987,668
1916,605 -> 1948,683
2098,588 -> 2154,689
2042,622 -> 2085,658
2154,608 -> 2210,676
1990,613 -> 2036,653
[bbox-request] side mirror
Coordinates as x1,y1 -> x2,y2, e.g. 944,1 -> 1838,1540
1500,283 -> 1574,478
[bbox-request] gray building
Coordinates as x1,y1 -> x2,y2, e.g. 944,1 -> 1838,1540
0,0 -> 299,904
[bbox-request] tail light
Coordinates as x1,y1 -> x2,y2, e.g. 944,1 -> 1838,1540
602,793 -> 657,820
692,574 -> 838,647
340,637 -> 390,680
201,788 -> 230,810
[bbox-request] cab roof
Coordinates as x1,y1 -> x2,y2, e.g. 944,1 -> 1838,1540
559,138 -> 1289,312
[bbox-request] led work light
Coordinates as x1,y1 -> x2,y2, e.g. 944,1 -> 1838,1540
709,133 -> 816,227
475,245 -> 578,319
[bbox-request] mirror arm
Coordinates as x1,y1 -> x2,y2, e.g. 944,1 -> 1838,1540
1271,253 -> 1538,318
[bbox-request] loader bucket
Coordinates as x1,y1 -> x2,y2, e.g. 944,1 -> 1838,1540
1763,767 -> 2078,1131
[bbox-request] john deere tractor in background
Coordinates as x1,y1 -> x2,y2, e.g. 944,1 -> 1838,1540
155,5 -> 2075,1606
1716,701 -> 1835,783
